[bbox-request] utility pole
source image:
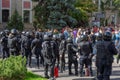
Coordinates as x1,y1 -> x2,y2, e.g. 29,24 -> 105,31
98,0 -> 101,12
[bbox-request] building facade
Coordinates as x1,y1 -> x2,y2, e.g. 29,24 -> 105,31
0,0 -> 120,29
0,0 -> 36,29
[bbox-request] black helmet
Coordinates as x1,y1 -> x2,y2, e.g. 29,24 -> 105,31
53,35 -> 57,40
11,29 -> 17,35
48,32 -> 53,38
0,31 -> 6,37
103,31 -> 112,41
96,33 -> 103,41
26,32 -> 30,37
44,34 -> 49,41
80,35 -> 88,41
35,32 -> 39,38
59,33 -> 65,40
67,37 -> 73,43
4,29 -> 10,35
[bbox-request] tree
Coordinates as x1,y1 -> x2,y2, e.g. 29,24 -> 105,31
7,10 -> 24,31
75,0 -> 97,13
113,0 -> 120,16
72,0 -> 97,27
32,0 -> 77,29
113,0 -> 120,9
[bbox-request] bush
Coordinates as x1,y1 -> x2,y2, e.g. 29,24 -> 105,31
0,56 -> 27,80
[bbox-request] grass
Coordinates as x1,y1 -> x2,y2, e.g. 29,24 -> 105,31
24,72 -> 47,80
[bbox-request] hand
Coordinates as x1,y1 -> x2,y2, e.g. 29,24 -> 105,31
76,52 -> 79,56
88,54 -> 94,59
60,55 -> 62,58
76,53 -> 80,58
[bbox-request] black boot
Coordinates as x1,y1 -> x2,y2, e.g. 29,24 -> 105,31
45,75 -> 49,79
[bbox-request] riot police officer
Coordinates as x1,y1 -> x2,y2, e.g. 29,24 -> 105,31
4,29 -> 10,37
59,33 -> 66,73
94,31 -> 117,80
8,29 -> 20,56
53,35 -> 60,68
37,31 -> 44,66
22,32 -> 32,67
78,35 -> 93,77
21,31 -> 26,57
66,38 -> 78,76
0,31 -> 9,59
42,34 -> 56,80
96,33 -> 103,41
31,32 -> 42,68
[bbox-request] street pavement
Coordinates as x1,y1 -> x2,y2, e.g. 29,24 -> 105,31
27,56 -> 120,80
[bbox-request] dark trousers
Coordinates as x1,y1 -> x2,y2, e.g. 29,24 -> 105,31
96,61 -> 112,80
79,58 -> 93,76
56,54 -> 60,67
2,48 -> 9,59
60,55 -> 65,72
34,49 -> 42,68
68,60 -> 78,75
35,54 -> 40,68
10,48 -> 19,56
40,54 -> 44,66
25,49 -> 32,67
44,59 -> 55,78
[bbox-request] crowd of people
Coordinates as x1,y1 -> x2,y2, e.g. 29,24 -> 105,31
0,26 -> 119,80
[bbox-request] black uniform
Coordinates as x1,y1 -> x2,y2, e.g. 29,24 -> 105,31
59,34 -> 66,72
22,32 -> 32,67
8,29 -> 19,56
42,35 -> 56,79
0,32 -> 9,59
31,32 -> 42,68
94,31 -> 117,80
53,35 -> 60,68
21,31 -> 26,57
38,32 -> 44,65
66,38 -> 78,76
78,35 -> 93,77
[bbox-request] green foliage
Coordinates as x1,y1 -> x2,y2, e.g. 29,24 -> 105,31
25,72 -> 47,80
69,8 -> 89,27
32,0 -> 77,29
75,0 -> 97,13
113,0 -> 120,9
113,0 -> 120,16
0,56 -> 27,80
7,10 -> 24,31
71,0 -> 97,27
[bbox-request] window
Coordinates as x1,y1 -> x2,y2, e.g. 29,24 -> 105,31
2,9 -> 9,22
23,10 -> 30,23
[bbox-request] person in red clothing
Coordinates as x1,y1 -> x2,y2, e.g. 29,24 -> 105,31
93,26 -> 98,33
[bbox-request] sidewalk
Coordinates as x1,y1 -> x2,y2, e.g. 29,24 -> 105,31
28,59 -> 120,80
